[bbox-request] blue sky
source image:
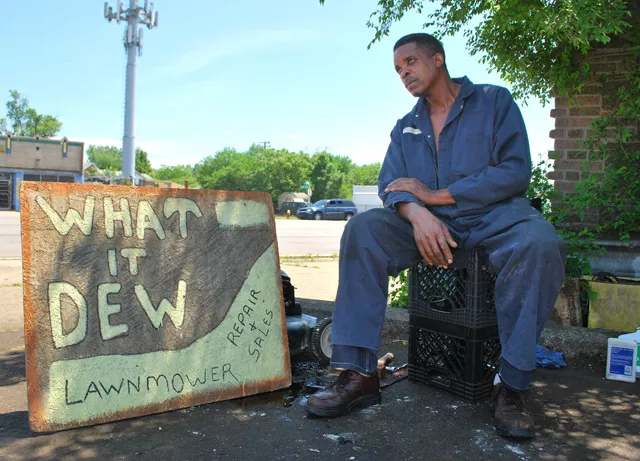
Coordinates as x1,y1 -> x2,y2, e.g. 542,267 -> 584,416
0,0 -> 553,168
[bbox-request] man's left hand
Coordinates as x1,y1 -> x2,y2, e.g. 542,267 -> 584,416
385,178 -> 455,206
385,178 -> 431,200
385,178 -> 435,205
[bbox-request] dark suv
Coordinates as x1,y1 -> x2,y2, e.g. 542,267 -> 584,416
296,199 -> 358,221
279,201 -> 309,215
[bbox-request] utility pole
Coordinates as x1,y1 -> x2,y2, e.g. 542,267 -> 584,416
258,141 -> 271,150
104,1 -> 159,184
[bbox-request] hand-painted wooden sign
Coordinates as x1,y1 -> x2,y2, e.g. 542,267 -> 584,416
20,182 -> 291,432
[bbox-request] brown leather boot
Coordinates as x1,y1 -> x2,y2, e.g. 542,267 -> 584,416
304,369 -> 381,417
491,383 -> 535,439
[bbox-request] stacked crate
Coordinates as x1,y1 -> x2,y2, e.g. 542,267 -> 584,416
408,249 -> 501,400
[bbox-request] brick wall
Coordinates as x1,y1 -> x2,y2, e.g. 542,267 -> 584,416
549,45 -> 638,226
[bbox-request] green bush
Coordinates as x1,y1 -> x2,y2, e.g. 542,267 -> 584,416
388,270 -> 408,309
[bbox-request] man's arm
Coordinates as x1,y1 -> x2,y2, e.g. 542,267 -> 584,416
385,178 -> 455,206
377,124 -> 457,268
446,88 -> 532,212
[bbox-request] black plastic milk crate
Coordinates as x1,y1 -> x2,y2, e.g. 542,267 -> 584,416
408,249 -> 497,328
408,316 -> 501,400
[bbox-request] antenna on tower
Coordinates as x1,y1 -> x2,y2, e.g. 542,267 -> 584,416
104,0 -> 160,185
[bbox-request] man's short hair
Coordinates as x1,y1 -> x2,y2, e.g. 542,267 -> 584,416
393,33 -> 446,64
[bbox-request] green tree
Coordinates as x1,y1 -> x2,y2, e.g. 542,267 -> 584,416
196,148 -> 257,192
310,151 -> 345,200
196,146 -> 314,202
153,164 -> 198,186
135,148 -> 153,175
23,109 -> 62,137
87,145 -> 154,174
5,90 -> 29,135
351,163 -> 381,186
262,149 -> 313,200
3,90 -> 62,137
87,145 -> 122,171
333,155 -> 355,198
195,145 -> 380,203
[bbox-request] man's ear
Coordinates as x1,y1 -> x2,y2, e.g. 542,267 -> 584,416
434,53 -> 445,69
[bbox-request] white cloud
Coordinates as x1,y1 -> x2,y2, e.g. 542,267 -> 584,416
153,28 -> 312,80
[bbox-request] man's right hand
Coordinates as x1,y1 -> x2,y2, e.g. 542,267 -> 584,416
398,203 -> 457,268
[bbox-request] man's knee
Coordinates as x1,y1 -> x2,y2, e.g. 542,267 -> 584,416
515,219 -> 563,259
344,208 -> 393,235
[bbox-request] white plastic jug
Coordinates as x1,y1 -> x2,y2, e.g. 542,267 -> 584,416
618,328 -> 640,373
606,338 -> 637,383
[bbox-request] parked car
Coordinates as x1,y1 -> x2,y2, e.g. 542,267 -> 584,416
279,200 -> 309,216
296,199 -> 358,221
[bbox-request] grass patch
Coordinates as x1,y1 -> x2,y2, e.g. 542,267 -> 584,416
274,215 -> 299,220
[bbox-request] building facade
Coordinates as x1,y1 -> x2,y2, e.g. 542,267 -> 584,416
547,36 -> 638,277
0,135 -> 84,211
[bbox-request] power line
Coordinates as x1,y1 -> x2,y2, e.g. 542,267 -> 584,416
257,141 -> 271,150
104,1 -> 159,184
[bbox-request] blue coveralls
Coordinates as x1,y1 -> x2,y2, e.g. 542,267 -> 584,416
330,76 -> 566,391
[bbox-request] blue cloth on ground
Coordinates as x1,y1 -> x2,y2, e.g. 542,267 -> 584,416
536,344 -> 567,368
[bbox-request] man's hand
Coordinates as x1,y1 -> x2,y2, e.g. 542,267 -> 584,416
385,178 -> 431,201
385,178 -> 455,206
398,203 -> 457,268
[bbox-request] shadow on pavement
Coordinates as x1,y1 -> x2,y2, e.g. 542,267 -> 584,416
296,297 -> 333,315
0,407 -> 200,460
532,366 -> 640,461
0,350 -> 25,387
1,306 -> 638,460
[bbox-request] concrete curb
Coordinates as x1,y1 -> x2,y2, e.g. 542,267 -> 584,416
298,298 -> 620,366
539,326 -> 621,365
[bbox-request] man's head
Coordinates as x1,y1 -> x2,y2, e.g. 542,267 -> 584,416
393,33 -> 447,97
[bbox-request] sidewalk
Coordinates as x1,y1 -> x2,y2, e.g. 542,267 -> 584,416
1,259 -> 639,460
280,258 -> 340,302
0,259 -> 24,353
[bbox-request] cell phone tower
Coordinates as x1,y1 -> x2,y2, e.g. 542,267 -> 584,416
104,1 -> 159,184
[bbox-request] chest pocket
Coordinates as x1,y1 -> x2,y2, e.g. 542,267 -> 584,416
401,134 -> 437,190
451,131 -> 494,180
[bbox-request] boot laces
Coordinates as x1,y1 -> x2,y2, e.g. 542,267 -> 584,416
334,369 -> 360,390
501,385 -> 526,411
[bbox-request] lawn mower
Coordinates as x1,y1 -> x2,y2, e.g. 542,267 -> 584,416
281,270 -> 333,364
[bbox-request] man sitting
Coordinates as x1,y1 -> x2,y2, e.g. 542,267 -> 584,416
304,33 -> 565,440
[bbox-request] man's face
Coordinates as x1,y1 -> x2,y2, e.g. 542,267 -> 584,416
393,42 -> 441,97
